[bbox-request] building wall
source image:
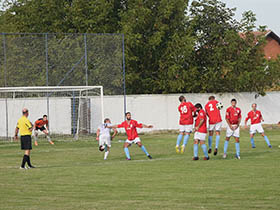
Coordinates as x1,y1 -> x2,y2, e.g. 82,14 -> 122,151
264,37 -> 280,59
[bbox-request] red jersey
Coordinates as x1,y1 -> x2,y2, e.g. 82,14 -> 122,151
35,118 -> 48,128
117,119 -> 143,140
205,100 -> 222,124
226,106 -> 241,125
178,102 -> 196,125
245,110 -> 262,125
195,109 -> 207,133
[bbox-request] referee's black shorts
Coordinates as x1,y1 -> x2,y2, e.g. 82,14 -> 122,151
20,135 -> 32,150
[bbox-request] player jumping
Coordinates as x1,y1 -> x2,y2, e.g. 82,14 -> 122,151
205,96 -> 222,155
245,103 -> 272,148
223,99 -> 241,159
109,112 -> 153,160
176,95 -> 196,154
96,118 -> 118,160
34,115 -> 54,146
193,103 -> 209,160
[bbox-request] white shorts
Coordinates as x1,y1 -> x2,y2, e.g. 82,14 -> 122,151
99,135 -> 111,147
226,125 -> 240,138
208,122 -> 222,131
250,123 -> 264,134
125,137 -> 141,144
179,125 -> 193,133
194,132 -> 207,141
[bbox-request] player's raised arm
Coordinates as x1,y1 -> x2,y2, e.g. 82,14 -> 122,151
142,124 -> 153,128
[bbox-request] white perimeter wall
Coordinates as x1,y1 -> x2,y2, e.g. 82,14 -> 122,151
91,92 -> 280,132
0,98 -> 71,137
1,92 -> 279,137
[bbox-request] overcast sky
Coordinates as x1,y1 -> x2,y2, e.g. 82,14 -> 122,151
223,0 -> 280,35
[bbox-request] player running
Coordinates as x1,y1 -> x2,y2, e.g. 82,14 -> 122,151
96,118 -> 118,160
176,95 -> 196,154
109,112 -> 153,160
205,96 -> 222,155
245,103 -> 272,148
34,115 -> 54,146
193,103 -> 209,160
223,99 -> 241,159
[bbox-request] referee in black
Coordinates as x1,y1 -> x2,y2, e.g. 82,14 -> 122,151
15,108 -> 35,169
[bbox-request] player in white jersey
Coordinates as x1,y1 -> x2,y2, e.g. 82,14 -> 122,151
96,118 -> 118,160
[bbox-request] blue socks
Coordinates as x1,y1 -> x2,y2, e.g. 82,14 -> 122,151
208,136 -> 213,149
141,145 -> 149,156
215,135 -> 220,149
183,134 -> 190,147
201,144 -> 209,158
235,142 -> 240,156
264,136 -> 271,146
124,147 -> 131,159
176,134 -> 183,146
194,144 -> 198,157
224,140 -> 229,154
250,137 -> 256,147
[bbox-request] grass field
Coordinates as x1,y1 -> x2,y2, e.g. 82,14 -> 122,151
0,129 -> 280,210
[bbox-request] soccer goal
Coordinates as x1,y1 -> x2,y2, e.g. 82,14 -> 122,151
0,86 -> 104,141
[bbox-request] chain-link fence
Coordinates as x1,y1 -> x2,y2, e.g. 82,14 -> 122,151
0,33 -> 126,140
0,33 -> 125,94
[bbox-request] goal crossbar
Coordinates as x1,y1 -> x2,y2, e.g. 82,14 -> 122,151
0,86 -> 103,93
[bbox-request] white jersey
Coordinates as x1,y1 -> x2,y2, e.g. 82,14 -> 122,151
98,123 -> 112,136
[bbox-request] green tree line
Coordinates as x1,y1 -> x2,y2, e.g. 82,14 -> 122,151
0,0 -> 279,95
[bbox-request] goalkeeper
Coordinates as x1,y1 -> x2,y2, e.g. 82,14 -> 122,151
34,115 -> 54,146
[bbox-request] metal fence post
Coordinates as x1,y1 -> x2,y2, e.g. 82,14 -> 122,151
2,33 -> 9,140
122,34 -> 127,119
45,33 -> 50,130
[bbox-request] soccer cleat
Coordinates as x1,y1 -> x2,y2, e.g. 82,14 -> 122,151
19,166 -> 27,170
49,141 -> 54,145
223,153 -> 227,159
126,158 -> 131,160
175,146 -> 180,154
34,141 -> 38,146
268,145 -> 272,148
235,155 -> 241,160
27,165 -> 36,169
147,155 -> 152,159
214,148 -> 218,156
208,148 -> 212,154
203,156 -> 210,160
252,146 -> 256,148
180,146 -> 185,154
192,157 -> 199,161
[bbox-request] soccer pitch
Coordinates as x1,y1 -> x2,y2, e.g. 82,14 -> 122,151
0,129 -> 280,210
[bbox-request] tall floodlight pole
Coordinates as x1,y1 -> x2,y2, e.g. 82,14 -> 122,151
45,33 -> 50,130
122,34 -> 126,120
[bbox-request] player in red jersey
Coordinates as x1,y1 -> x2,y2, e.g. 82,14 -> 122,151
223,99 -> 241,159
205,96 -> 222,155
245,103 -> 272,148
109,112 -> 153,160
176,95 -> 196,154
34,115 -> 54,146
192,103 -> 209,160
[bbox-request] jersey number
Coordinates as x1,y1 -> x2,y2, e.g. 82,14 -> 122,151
208,104 -> 214,111
180,106 -> 188,114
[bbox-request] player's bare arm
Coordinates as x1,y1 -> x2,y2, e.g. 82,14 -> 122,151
107,125 -> 118,129
14,127 -> 19,140
236,117 -> 241,129
111,128 -> 118,139
142,124 -> 153,128
195,119 -> 204,132
96,128 -> 100,141
226,118 -> 234,130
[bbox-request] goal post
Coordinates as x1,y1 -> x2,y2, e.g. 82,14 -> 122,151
0,86 -> 104,141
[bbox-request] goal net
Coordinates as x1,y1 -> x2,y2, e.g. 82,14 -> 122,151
0,86 -> 104,141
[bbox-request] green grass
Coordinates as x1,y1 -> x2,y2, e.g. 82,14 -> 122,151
1,129 -> 280,210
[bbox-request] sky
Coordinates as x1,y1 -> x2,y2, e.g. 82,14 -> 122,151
222,0 -> 280,35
